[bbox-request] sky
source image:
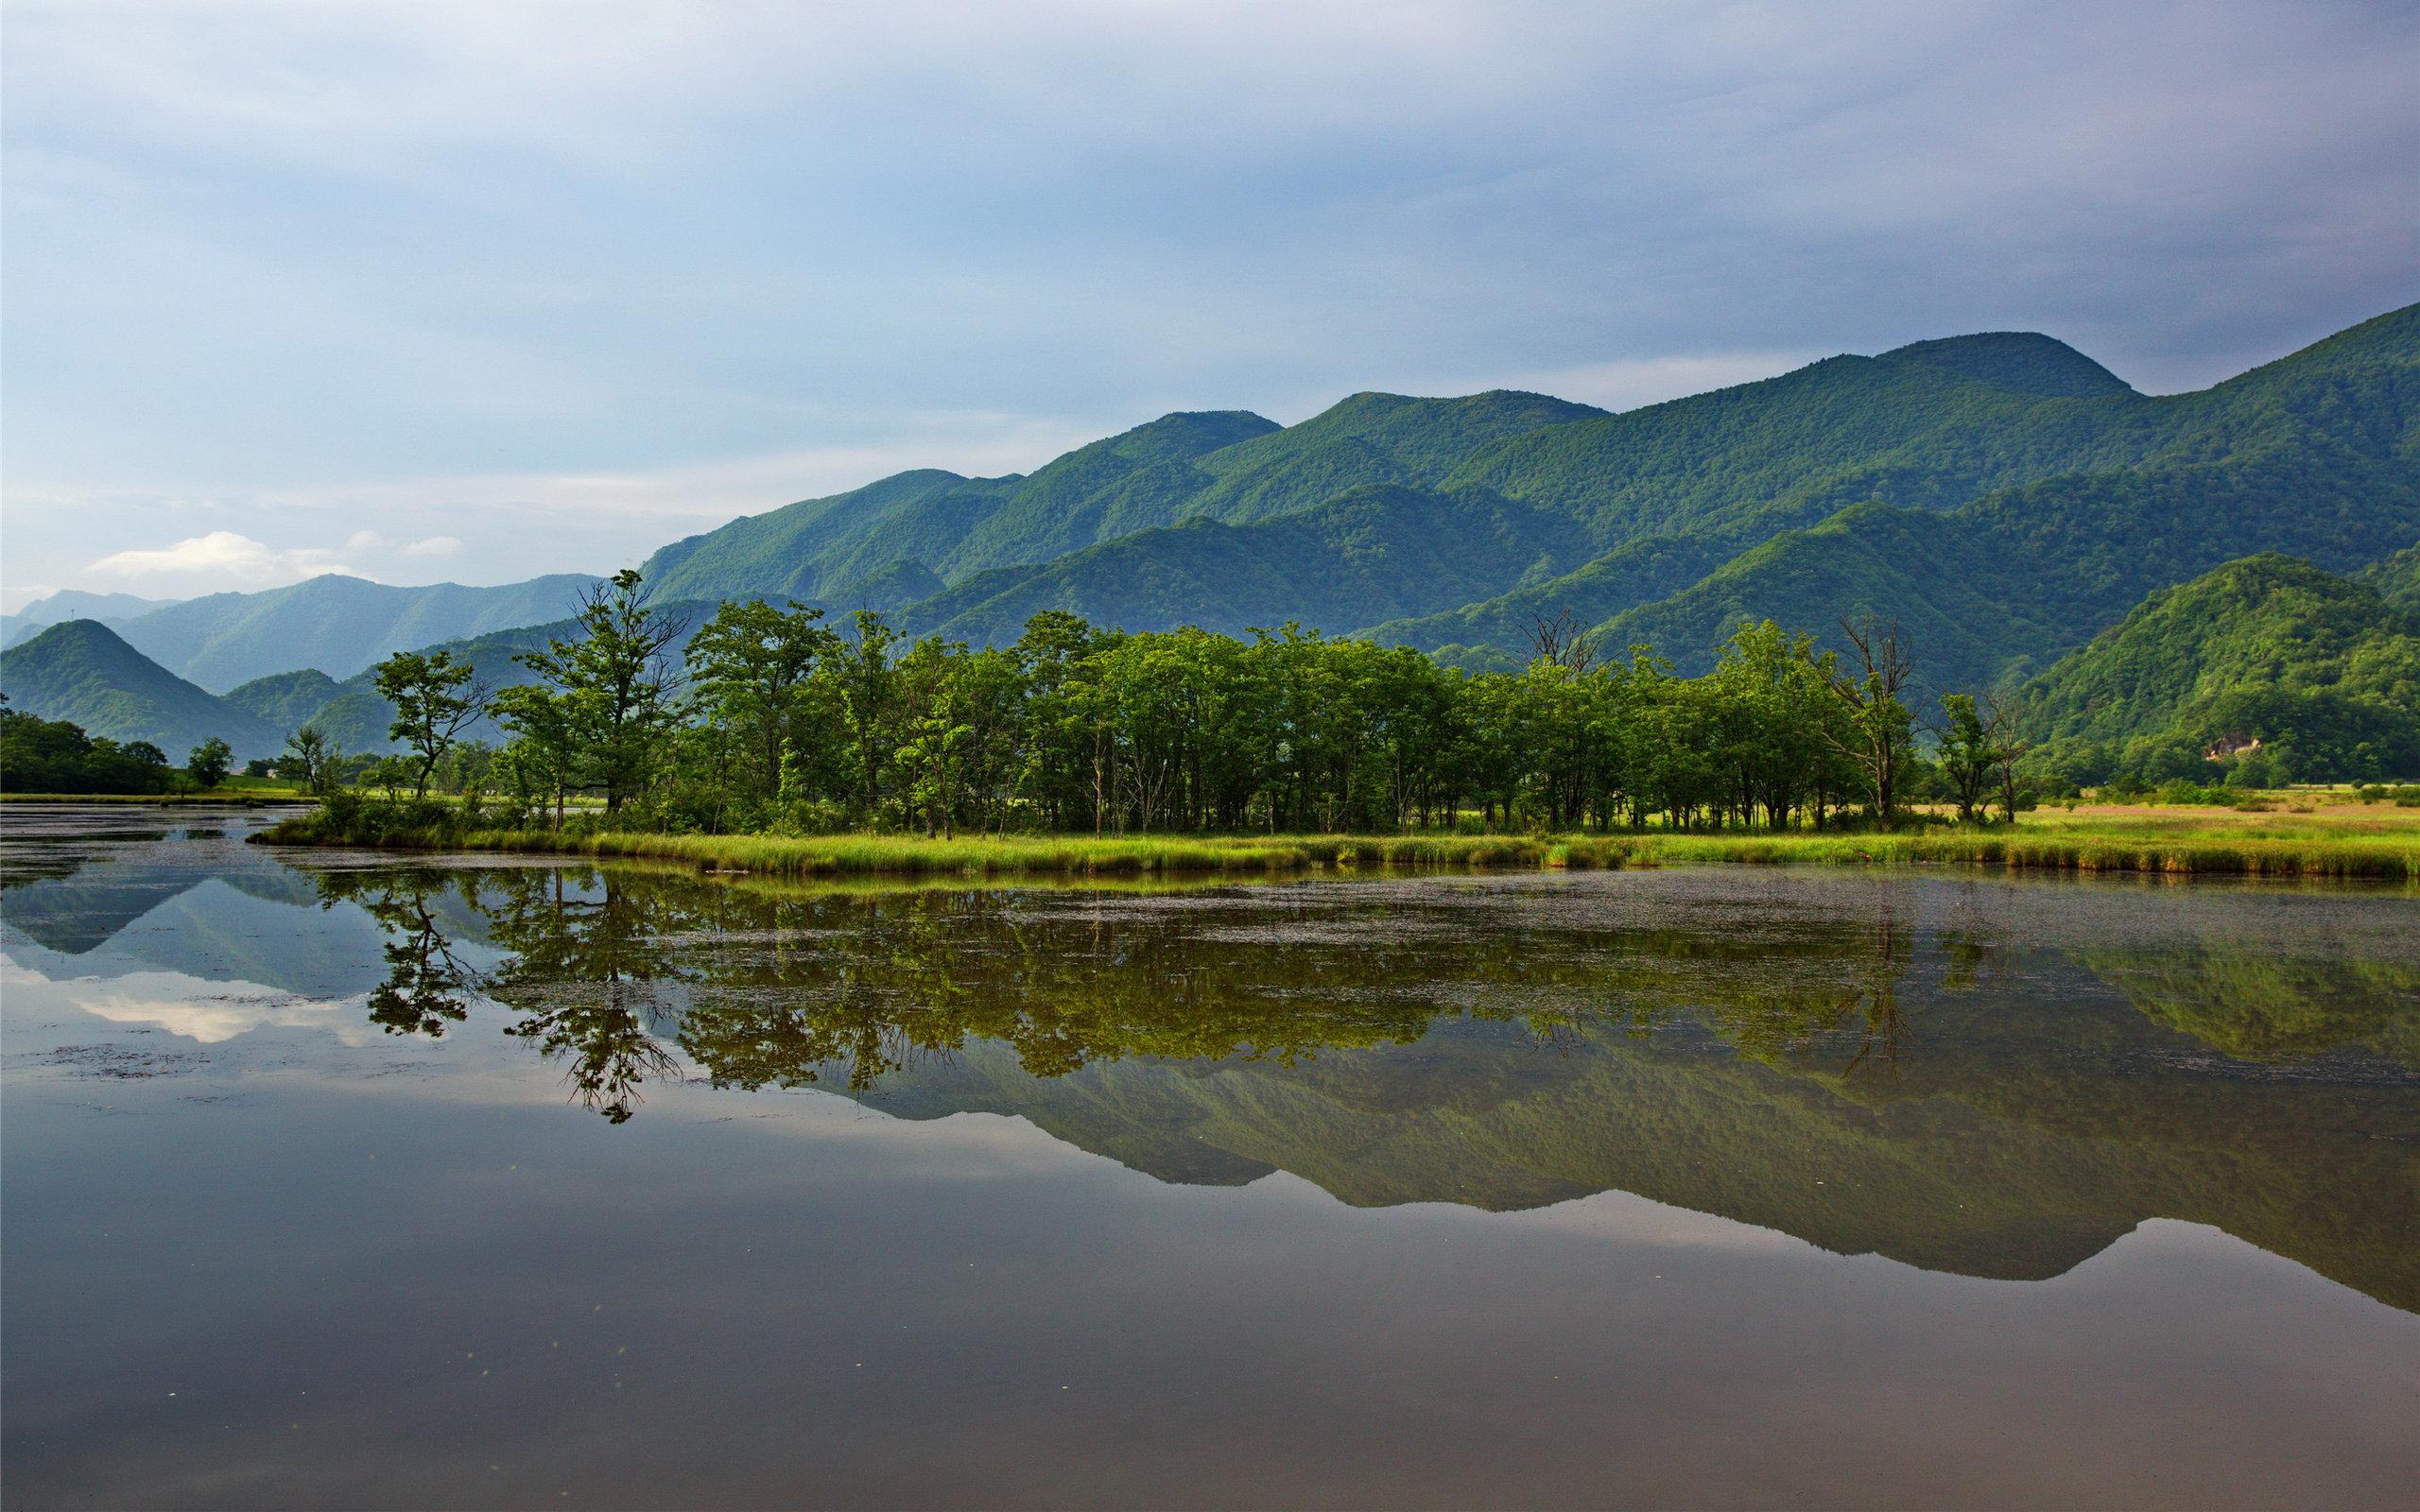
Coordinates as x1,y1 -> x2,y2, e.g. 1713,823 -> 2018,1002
4,0 -> 2414,610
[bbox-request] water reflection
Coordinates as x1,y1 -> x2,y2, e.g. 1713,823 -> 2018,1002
7,822 -> 2415,1312
253,860 -> 2420,1312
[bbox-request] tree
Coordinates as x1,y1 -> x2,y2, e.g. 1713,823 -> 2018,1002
1822,617 -> 1915,829
372,649 -> 487,799
490,684 -> 578,829
684,598 -> 837,813
1936,694 -> 1995,824
186,737 -> 233,788
827,610 -> 901,821
506,569 -> 687,814
1527,608 -> 1602,676
282,726 -> 339,796
1980,693 -> 2031,821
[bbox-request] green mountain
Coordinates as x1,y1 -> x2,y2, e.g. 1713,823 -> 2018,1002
641,392 -> 1600,611
109,573 -> 604,691
1570,306 -> 2420,684
223,669 -> 345,732
2355,541 -> 2420,616
0,621 -> 283,760
29,305 -> 2420,754
2014,553 -> 2420,780
905,484 -> 1590,644
890,314 -> 2415,671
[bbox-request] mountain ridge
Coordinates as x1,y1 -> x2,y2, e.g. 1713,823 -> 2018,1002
0,621 -> 283,760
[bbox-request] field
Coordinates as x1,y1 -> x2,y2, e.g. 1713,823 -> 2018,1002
251,794 -> 2420,884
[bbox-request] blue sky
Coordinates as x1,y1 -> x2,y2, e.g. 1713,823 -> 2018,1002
4,0 -> 2414,610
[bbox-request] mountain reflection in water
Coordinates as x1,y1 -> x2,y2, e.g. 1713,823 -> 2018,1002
8,812 -> 2419,1509
212,857 -> 2410,1312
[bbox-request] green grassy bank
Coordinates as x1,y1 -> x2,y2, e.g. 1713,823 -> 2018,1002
253,810 -> 2420,883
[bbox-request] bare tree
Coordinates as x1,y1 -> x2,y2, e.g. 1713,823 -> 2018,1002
1528,608 -> 1603,676
1820,616 -> 1915,830
1981,691 -> 2032,822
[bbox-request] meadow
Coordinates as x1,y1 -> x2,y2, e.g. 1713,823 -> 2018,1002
254,793 -> 2420,884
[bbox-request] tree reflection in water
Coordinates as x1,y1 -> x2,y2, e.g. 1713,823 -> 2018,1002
319,865 -> 2417,1125
292,865 -> 2420,1310
320,868 -> 689,1121
338,872 -> 481,1039
319,867 -> 1962,1120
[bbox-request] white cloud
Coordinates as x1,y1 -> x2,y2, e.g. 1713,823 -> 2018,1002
395,534 -> 463,558
85,530 -> 366,587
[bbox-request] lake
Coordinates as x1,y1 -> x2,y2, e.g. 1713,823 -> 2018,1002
4,803 -> 2416,1509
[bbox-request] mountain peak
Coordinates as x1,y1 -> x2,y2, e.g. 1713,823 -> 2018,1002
1102,409 -> 1282,463
1877,331 -> 2134,398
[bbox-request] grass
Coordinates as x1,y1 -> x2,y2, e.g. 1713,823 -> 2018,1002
252,800 -> 2420,885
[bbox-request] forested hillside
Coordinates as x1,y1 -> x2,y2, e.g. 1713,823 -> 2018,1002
893,309 -> 2418,681
18,304 -> 2417,767
902,484 -> 1590,644
2014,554 -> 2420,783
0,621 -> 282,760
2356,542 -> 2420,615
1578,305 -> 2420,684
640,392 -> 1599,609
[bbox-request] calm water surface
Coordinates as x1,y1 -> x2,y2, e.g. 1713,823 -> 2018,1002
4,804 -> 2416,1509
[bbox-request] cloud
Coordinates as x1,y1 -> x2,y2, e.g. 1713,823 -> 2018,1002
86,530 -> 366,587
395,534 -> 463,558
4,0 -> 2414,599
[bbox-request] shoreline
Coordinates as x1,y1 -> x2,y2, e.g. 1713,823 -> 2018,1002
0,792 -> 315,806
251,820 -> 2420,884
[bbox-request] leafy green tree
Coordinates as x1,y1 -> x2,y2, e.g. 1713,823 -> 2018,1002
683,598 -> 838,816
1936,694 -> 1996,824
281,726 -> 338,794
372,648 -> 485,799
827,610 -> 902,822
186,736 -> 233,788
504,569 -> 687,814
490,684 -> 579,828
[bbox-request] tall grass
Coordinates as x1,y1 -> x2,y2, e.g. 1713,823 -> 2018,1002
254,807 -> 2420,884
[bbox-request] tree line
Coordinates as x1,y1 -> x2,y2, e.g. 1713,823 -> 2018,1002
0,701 -> 236,795
321,569 -> 2031,836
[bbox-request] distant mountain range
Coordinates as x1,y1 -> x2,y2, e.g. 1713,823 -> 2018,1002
5,304 -> 2415,760
3,575 -> 602,693
0,591 -> 184,649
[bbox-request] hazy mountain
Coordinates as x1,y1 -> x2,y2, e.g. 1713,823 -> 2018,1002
233,600 -> 717,754
0,621 -> 283,760
109,573 -> 604,691
0,590 -> 183,649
